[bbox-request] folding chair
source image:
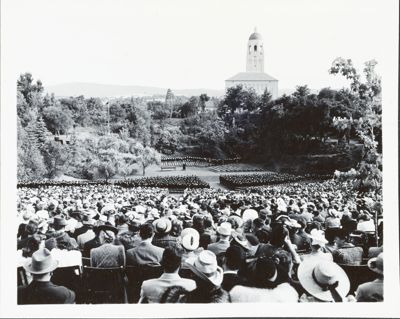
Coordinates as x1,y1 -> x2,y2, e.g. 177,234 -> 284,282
338,263 -> 378,295
125,265 -> 163,303
17,267 -> 28,287
52,265 -> 83,303
82,266 -> 126,304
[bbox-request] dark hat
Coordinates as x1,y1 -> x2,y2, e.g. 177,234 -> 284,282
94,224 -> 118,235
49,215 -> 68,227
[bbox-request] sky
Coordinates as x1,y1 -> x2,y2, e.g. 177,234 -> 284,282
3,0 -> 395,91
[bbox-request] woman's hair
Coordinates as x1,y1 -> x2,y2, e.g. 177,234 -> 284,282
22,235 -> 41,258
270,224 -> 288,247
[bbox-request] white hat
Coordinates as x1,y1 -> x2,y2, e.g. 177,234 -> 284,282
298,259 -> 350,302
242,209 -> 258,222
181,228 -> 200,251
187,250 -> 223,286
308,229 -> 328,245
216,222 -> 232,236
153,218 -> 172,234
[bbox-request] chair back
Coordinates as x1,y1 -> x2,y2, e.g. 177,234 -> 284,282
17,267 -> 28,287
125,265 -> 162,303
339,263 -> 378,295
52,265 -> 83,303
82,266 -> 126,304
82,257 -> 91,267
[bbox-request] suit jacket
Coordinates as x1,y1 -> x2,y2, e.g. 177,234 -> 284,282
82,236 -> 102,258
222,272 -> 245,292
139,273 -> 196,303
126,240 -> 164,266
207,239 -> 230,256
18,281 -> 75,304
333,244 -> 363,265
355,278 -> 383,302
90,243 -> 126,268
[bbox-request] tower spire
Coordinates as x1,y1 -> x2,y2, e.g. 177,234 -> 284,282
254,26 -> 257,33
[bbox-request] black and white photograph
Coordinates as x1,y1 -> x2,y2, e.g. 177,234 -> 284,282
0,0 -> 399,317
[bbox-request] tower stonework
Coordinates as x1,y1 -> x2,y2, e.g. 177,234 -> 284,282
226,28 -> 278,99
246,28 -> 264,73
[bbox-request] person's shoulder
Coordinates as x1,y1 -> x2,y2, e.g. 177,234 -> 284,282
177,278 -> 196,290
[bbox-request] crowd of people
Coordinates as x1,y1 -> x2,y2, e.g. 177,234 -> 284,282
17,180 -> 383,304
18,176 -> 210,190
220,173 -> 332,188
161,156 -> 241,167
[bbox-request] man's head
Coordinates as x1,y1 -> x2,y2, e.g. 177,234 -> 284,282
224,245 -> 245,271
140,222 -> 154,240
161,247 -> 182,273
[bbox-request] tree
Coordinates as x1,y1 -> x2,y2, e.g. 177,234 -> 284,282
165,88 -> 175,118
292,85 -> 311,100
130,143 -> 161,176
329,58 -> 382,192
219,85 -> 260,114
260,88 -> 272,108
180,96 -> 199,118
199,93 -> 210,112
42,105 -> 74,134
17,73 -> 43,106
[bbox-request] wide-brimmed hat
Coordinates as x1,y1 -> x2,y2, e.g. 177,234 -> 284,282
153,218 -> 172,234
23,248 -> 59,275
232,231 -> 251,250
216,222 -> 232,236
298,259 -> 350,302
180,227 -> 200,251
94,224 -> 118,234
242,209 -> 258,222
367,253 -> 383,275
325,218 -> 341,229
308,229 -> 328,245
49,215 -> 68,227
187,250 -> 223,286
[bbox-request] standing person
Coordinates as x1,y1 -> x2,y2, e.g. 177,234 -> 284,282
139,247 -> 196,303
355,253 -> 383,302
18,248 -> 75,304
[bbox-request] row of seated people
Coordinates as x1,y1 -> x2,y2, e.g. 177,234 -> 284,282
17,215 -> 383,304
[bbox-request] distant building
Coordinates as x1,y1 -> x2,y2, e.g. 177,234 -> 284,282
225,28 -> 278,99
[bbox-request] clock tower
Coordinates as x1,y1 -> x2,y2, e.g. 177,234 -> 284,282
246,27 -> 264,73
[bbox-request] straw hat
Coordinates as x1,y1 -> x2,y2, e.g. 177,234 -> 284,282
216,222 -> 232,236
308,229 -> 328,245
153,218 -> 172,234
187,250 -> 223,287
180,228 -> 200,251
23,248 -> 59,275
298,259 -> 350,302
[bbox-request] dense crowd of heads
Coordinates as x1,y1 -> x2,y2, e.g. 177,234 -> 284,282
17,179 -> 383,304
220,172 -> 332,188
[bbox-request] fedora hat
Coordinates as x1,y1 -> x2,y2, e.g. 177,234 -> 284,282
94,224 -> 118,235
298,259 -> 350,302
216,222 -> 232,236
153,218 -> 172,234
242,209 -> 258,222
180,227 -> 200,251
187,250 -> 223,287
49,215 -> 67,227
23,248 -> 59,275
367,253 -> 383,275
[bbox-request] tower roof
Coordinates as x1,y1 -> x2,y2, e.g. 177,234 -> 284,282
249,27 -> 262,40
249,32 -> 262,40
